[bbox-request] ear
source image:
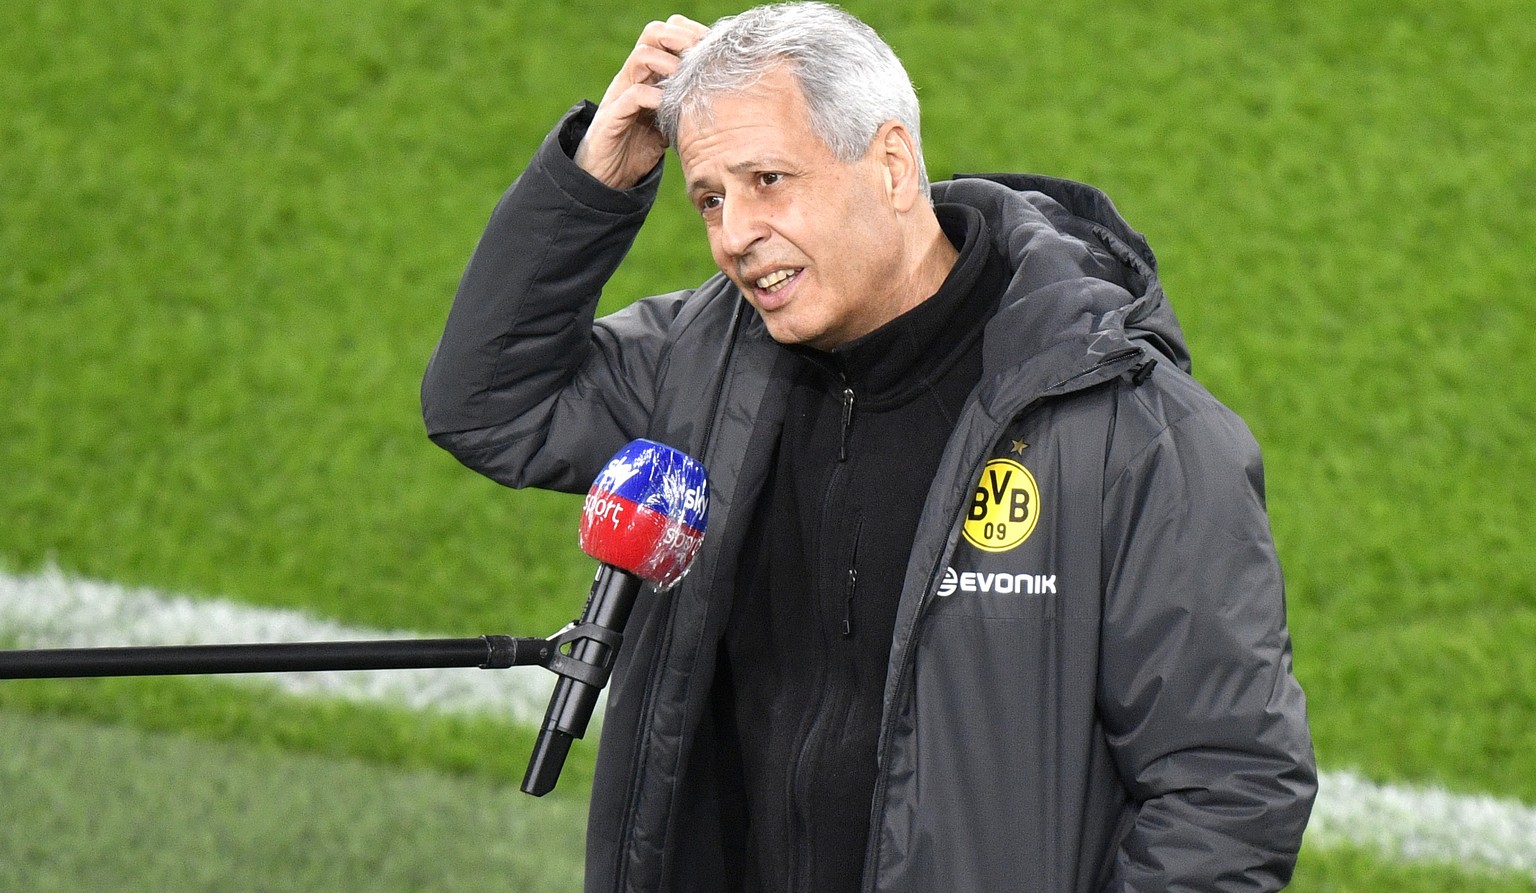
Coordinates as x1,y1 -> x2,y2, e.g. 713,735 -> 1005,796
875,121 -> 924,213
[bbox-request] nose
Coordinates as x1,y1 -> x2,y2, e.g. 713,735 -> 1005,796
716,193 -> 769,260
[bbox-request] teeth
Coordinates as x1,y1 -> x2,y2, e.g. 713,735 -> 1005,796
755,269 -> 797,292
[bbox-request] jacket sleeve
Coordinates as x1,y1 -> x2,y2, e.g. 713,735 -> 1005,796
1098,397 -> 1317,891
421,102 -> 691,493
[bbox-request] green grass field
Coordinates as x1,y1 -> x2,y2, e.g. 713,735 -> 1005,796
3,0 -> 1534,888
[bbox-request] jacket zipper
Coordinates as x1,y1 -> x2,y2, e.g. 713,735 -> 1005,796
788,370 -> 859,886
839,375 -> 855,462
842,521 -> 863,638
856,423 -> 1004,892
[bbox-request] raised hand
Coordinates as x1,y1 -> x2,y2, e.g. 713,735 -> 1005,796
575,15 -> 710,190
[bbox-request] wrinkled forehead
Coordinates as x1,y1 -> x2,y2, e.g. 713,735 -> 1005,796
674,68 -> 823,177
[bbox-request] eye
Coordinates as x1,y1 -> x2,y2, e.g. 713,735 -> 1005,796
696,194 -> 723,216
757,172 -> 783,187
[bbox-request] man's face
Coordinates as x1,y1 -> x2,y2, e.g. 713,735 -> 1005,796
676,66 -> 907,350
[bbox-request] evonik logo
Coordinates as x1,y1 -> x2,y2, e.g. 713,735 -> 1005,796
936,566 -> 1057,598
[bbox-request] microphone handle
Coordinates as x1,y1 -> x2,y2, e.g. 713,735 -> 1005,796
522,563 -> 644,796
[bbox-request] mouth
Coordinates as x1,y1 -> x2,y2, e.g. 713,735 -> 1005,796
754,268 -> 801,293
747,268 -> 804,309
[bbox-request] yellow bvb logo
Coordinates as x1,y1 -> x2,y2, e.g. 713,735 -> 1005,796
962,458 -> 1041,552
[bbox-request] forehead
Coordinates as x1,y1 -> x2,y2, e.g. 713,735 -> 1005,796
676,67 -> 831,185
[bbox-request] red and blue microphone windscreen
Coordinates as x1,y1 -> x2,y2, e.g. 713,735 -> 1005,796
579,439 -> 709,590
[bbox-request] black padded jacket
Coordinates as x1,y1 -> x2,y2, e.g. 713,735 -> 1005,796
422,103 -> 1317,893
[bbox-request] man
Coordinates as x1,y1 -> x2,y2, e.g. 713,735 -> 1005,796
422,3 -> 1316,891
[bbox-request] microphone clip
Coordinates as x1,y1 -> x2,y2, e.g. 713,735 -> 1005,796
539,621 -> 623,690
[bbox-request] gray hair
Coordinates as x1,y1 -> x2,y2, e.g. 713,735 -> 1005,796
657,2 -> 929,195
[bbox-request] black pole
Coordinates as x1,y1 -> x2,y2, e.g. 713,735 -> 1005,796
0,631 -> 613,794
0,635 -> 549,679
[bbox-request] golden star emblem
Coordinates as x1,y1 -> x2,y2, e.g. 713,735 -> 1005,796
1010,439 -> 1028,455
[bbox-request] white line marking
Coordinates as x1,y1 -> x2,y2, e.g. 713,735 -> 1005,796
1309,769 -> 1536,879
2,566 -> 1534,879
0,564 -> 554,724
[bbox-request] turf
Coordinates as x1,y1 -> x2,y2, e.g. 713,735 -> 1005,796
11,709 -> 1530,893
0,671 -> 596,793
3,0 -> 1534,886
0,710 -> 584,892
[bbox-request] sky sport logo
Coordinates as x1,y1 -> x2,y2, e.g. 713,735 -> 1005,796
962,457 -> 1041,552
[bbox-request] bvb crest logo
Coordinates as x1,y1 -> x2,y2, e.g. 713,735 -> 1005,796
962,458 -> 1041,552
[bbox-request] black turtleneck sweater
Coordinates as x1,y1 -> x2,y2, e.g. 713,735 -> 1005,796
716,204 -> 1009,893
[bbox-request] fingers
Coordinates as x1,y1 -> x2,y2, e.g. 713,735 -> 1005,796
610,44 -> 686,98
620,16 -> 708,90
639,16 -> 710,73
647,14 -> 710,52
596,81 -> 664,131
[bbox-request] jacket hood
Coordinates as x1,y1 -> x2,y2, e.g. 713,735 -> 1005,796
931,174 -> 1191,381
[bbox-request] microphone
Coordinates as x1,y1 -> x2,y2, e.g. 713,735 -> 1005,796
521,439 -> 709,796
